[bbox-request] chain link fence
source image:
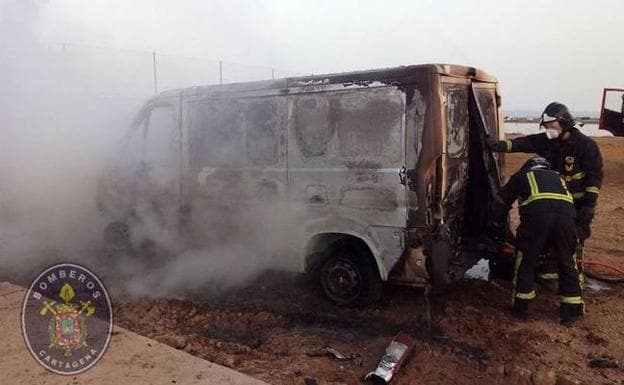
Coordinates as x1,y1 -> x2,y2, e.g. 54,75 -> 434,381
0,41 -> 304,153
57,42 -> 303,98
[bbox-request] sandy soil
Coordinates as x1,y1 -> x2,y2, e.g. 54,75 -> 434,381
99,137 -> 624,384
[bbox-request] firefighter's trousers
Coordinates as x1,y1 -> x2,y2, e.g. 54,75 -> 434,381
514,212 -> 583,306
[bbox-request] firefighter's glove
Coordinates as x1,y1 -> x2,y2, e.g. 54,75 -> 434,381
577,206 -> 595,241
486,137 -> 507,152
578,206 -> 595,224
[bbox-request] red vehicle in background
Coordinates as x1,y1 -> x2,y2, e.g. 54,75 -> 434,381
598,88 -> 624,136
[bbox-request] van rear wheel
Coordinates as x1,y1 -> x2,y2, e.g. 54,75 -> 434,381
320,245 -> 382,307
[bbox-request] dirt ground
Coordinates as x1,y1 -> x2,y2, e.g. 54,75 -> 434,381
18,136 -> 623,385
109,136 -> 624,385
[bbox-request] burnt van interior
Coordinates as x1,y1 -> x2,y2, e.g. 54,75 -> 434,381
459,86 -> 508,268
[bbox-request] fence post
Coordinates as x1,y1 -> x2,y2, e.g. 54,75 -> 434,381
152,51 -> 158,94
219,60 -> 223,85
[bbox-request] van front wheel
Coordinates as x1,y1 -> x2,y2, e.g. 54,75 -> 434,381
102,221 -> 131,252
320,245 -> 382,307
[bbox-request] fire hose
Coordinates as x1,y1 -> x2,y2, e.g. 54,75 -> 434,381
581,260 -> 624,284
496,242 -> 624,284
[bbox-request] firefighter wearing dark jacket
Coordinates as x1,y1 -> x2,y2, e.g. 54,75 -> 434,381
493,157 -> 584,324
488,102 -> 603,274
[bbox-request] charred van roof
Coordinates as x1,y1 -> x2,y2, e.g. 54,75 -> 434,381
155,63 -> 497,99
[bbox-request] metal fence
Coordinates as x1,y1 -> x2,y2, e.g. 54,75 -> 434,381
56,42 -> 303,98
0,42 -> 305,167
0,41 -> 304,143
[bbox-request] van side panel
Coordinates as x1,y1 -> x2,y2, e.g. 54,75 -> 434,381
181,94 -> 289,250
287,85 -> 407,279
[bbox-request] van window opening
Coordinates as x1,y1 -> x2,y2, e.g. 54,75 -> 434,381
294,89 -> 403,163
244,99 -> 280,167
189,99 -> 245,168
445,86 -> 469,157
144,106 -> 176,166
474,89 -> 498,135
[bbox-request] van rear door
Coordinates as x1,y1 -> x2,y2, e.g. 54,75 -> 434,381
439,77 -> 471,228
438,77 -> 502,243
471,81 -> 503,186
461,81 -> 503,242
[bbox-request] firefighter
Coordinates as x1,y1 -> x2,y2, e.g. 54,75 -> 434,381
488,102 -> 603,280
492,156 -> 583,325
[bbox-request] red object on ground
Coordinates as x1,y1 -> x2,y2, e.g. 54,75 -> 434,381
581,260 -> 624,277
364,332 -> 416,384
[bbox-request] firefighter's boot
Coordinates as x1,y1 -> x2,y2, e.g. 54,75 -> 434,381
560,303 -> 584,326
513,299 -> 531,320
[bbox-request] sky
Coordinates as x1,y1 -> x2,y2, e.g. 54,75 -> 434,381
3,0 -> 624,112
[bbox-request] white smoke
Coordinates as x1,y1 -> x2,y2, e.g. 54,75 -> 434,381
0,1 -> 300,295
0,1 -> 144,277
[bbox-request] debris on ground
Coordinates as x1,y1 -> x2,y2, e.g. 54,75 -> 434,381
364,332 -> 416,384
306,346 -> 361,363
464,259 -> 490,281
588,354 -> 620,369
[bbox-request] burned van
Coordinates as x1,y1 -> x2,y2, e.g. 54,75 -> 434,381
98,64 -> 505,306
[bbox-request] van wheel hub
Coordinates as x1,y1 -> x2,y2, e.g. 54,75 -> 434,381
324,259 -> 361,299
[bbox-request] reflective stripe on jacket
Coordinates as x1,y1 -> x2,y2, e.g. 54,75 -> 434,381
518,171 -> 574,207
494,168 -> 577,222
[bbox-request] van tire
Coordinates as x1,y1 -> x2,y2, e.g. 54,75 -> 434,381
319,244 -> 382,307
102,221 -> 131,252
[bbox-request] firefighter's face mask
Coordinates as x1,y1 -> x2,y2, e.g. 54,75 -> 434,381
545,127 -> 560,140
540,115 -> 563,140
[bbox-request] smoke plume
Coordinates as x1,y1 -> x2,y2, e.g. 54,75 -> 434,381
0,1 -> 299,297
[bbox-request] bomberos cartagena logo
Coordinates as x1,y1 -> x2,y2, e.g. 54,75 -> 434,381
21,263 -> 113,375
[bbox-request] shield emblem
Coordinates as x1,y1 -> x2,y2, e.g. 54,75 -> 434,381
55,312 -> 81,348
564,156 -> 575,172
